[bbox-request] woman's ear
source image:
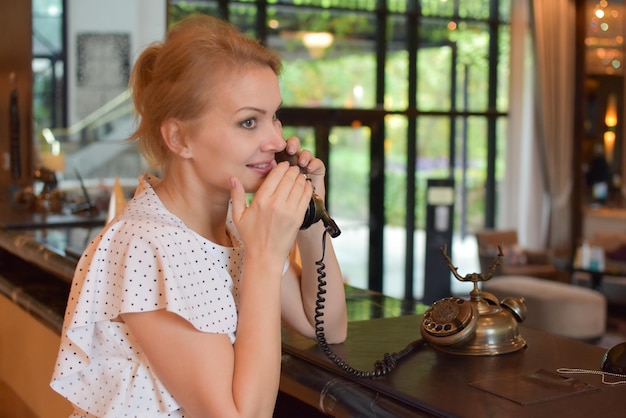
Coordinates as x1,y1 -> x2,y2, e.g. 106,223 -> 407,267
160,119 -> 193,158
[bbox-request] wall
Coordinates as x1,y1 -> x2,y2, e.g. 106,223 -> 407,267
67,0 -> 167,126
0,1 -> 166,198
0,1 -> 33,200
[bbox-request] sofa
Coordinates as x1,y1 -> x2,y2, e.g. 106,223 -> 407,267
475,229 -> 562,281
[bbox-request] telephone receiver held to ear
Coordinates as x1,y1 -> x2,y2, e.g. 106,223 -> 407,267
275,150 -> 341,238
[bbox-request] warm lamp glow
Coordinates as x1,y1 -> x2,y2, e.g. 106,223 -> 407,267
41,127 -> 65,172
302,32 -> 334,58
604,130 -> 616,163
605,94 -> 618,127
40,153 -> 65,172
302,32 -> 334,49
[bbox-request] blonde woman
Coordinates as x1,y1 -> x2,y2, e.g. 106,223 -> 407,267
51,15 -> 347,417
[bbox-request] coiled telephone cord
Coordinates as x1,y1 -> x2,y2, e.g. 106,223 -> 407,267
313,229 -> 425,378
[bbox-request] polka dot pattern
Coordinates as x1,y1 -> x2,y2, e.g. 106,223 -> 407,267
50,174 -> 243,417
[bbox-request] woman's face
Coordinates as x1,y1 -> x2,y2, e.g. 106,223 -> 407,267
181,65 -> 286,194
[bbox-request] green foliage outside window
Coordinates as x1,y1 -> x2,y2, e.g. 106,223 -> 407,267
171,1 -> 511,233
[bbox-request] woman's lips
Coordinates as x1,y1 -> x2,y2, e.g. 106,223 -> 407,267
246,159 -> 276,175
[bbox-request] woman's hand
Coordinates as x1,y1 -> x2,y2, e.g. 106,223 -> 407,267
283,136 -> 327,201
230,161 -> 312,263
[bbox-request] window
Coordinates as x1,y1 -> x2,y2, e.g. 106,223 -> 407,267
34,0 -> 512,301
170,0 -> 512,299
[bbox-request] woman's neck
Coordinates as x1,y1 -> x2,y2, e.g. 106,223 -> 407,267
154,174 -> 231,246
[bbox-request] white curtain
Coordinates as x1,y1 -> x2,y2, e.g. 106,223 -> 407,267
500,0 -> 546,249
502,0 -> 576,253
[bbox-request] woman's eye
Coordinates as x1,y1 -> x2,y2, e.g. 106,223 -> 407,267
241,118 -> 256,129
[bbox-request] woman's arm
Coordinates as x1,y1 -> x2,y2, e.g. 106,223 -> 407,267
122,263 -> 280,418
280,222 -> 348,344
121,254 -> 284,418
279,137 -> 348,344
121,163 -> 312,417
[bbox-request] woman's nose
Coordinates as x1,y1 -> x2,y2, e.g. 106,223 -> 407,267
266,123 -> 286,151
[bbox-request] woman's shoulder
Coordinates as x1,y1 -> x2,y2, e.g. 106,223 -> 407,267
106,174 -> 188,238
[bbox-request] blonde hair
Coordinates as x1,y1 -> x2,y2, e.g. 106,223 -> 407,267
129,15 -> 282,168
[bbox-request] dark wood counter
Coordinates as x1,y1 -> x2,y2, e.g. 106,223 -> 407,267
0,223 -> 623,417
281,315 -> 623,417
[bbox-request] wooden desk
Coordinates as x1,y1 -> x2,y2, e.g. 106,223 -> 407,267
0,225 -> 622,418
281,315 -> 623,418
0,204 -> 105,230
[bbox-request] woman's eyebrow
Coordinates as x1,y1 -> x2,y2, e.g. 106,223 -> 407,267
236,106 -> 266,114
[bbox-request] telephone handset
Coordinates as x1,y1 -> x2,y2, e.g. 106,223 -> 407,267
274,150 -> 341,238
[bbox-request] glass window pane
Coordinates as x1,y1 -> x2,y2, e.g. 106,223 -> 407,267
420,0 -> 455,17
33,58 -> 55,133
327,125 -> 371,290
387,0 -> 407,14
456,116 -> 488,235
417,116 -> 451,181
33,2 -> 63,56
383,115 -> 408,298
328,126 -> 370,222
497,25 -> 511,112
417,43 -> 453,111
33,0 -> 64,132
450,110 -> 482,300
269,8 -> 377,108
495,115 -> 508,222
458,0 -> 492,19
453,22 -> 490,112
416,19 -> 490,112
384,115 -> 408,224
169,1 -> 220,24
268,0 -> 377,12
386,15 -> 408,111
500,0 -> 512,21
281,126 -> 316,151
228,4 -> 259,38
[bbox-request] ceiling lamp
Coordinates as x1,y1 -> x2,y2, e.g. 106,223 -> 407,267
302,32 -> 334,58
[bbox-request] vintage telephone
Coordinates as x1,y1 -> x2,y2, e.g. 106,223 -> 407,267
275,150 -> 340,238
419,245 -> 527,356
312,239 -> 529,378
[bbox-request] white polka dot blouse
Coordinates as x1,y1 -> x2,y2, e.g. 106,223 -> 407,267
50,174 -> 244,417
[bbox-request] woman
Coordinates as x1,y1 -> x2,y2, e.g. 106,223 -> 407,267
51,14 -> 347,417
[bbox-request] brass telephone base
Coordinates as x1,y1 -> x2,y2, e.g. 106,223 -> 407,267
429,336 -> 526,356
419,248 -> 529,356
421,294 -> 528,356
